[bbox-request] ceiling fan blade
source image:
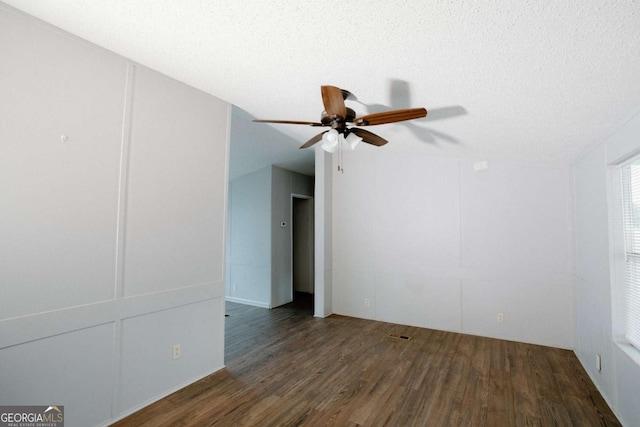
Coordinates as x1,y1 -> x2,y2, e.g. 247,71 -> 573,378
354,108 -> 427,126
321,85 -> 347,119
350,128 -> 388,146
300,131 -> 327,149
253,119 -> 323,126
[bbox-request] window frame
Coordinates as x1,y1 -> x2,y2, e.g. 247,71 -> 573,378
618,162 -> 640,349
610,156 -> 640,361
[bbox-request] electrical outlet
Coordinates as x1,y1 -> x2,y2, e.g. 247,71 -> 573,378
497,313 -> 504,323
172,344 -> 181,360
596,354 -> 601,372
233,283 -> 237,292
364,298 -> 370,307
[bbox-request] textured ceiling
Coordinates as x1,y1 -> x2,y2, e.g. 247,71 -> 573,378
5,0 -> 640,177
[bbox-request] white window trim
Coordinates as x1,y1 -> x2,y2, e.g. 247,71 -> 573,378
609,157 -> 640,366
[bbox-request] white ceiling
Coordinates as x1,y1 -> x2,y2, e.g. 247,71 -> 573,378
5,1 -> 640,177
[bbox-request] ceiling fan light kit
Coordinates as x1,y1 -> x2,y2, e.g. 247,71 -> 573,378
320,130 -> 362,153
344,132 -> 363,150
320,129 -> 339,153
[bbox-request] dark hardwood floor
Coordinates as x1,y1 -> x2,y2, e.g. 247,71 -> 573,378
113,294 -> 620,426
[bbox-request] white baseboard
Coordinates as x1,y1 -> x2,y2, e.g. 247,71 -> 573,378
225,296 -> 270,308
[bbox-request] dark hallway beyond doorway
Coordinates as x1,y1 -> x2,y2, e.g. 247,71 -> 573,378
291,290 -> 313,314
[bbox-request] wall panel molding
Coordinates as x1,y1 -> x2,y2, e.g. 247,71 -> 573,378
0,283 -> 224,349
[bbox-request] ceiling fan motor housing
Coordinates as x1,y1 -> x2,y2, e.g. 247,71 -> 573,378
321,107 -> 356,128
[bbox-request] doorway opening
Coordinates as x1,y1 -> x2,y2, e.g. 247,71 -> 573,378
291,195 -> 314,314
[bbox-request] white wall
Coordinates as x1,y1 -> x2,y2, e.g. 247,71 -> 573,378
226,165 -> 313,308
574,112 -> 640,427
314,148 -> 333,317
227,166 -> 272,307
331,147 -> 574,348
0,5 -> 229,426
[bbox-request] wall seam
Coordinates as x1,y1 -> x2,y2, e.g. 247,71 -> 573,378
111,61 -> 135,418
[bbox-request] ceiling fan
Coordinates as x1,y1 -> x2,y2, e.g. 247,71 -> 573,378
253,85 -> 427,151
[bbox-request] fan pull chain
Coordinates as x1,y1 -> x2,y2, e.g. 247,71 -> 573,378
337,137 -> 344,173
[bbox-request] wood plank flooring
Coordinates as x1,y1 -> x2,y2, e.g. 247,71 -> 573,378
112,295 -> 620,426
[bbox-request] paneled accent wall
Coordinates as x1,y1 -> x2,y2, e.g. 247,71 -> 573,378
331,147 -> 574,349
0,5 -> 230,427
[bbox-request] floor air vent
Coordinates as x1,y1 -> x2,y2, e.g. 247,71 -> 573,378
388,333 -> 412,340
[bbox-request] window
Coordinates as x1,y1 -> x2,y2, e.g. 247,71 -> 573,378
620,162 -> 640,350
